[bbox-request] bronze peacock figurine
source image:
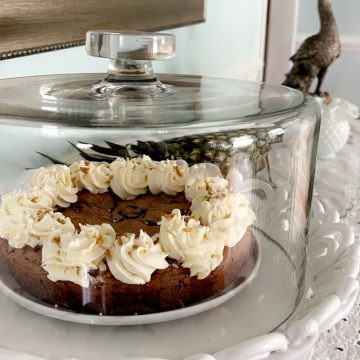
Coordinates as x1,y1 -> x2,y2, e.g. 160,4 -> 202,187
283,0 -> 341,96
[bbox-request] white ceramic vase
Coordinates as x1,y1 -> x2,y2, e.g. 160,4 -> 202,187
316,97 -> 359,159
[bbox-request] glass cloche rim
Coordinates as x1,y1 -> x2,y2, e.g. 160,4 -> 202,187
0,72 -> 317,129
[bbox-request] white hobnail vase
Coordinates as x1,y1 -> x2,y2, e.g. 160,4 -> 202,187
316,97 -> 359,159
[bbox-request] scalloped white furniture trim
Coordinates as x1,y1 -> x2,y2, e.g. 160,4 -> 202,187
0,198 -> 357,360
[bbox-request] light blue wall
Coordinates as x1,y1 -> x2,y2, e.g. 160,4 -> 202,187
0,0 -> 267,81
297,0 -> 360,107
298,0 -> 360,36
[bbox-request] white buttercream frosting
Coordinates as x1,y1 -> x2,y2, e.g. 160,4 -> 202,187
0,190 -> 75,248
159,209 -> 192,261
31,165 -> 78,207
0,189 -> 54,214
185,163 -> 228,201
0,191 -> 31,216
70,160 -> 111,194
0,191 -> 37,248
110,156 -> 153,200
181,230 -> 223,280
21,187 -> 56,210
0,204 -> 35,249
191,192 -> 256,247
159,209 -> 223,279
42,223 -> 115,287
106,230 -> 168,285
31,212 -> 76,247
148,160 -> 189,195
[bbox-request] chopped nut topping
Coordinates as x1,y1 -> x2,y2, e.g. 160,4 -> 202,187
36,209 -> 49,221
184,227 -> 193,233
53,236 -> 61,244
57,218 -> 66,225
175,165 -> 183,177
96,234 -> 104,246
164,213 -> 175,220
205,180 -> 211,193
80,166 -> 89,174
30,196 -> 39,203
105,249 -> 112,260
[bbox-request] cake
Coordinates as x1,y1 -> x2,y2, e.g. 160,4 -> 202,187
0,157 -> 257,315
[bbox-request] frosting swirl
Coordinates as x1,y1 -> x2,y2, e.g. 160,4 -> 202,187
159,209 -> 223,279
185,163 -> 228,201
42,223 -> 115,287
191,192 -> 256,247
31,165 -> 78,207
25,186 -> 57,209
148,160 -> 189,195
158,209 -> 189,261
70,160 -> 111,194
0,191 -> 74,248
110,156 -> 153,200
0,191 -> 29,216
31,212 -> 75,248
0,206 -> 35,249
106,231 -> 168,285
0,189 -> 54,215
181,230 -> 223,279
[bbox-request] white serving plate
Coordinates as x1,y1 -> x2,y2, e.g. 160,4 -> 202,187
0,238 -> 261,326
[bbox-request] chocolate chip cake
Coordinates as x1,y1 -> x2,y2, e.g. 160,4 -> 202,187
0,157 -> 257,315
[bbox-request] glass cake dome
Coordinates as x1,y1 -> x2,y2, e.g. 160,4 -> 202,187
0,31 -> 320,359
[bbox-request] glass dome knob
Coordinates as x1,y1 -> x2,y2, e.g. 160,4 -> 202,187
86,30 -> 176,60
85,30 -> 176,97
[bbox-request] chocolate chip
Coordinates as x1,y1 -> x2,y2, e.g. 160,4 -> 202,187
89,269 -> 100,277
70,203 -> 81,213
144,220 -> 157,226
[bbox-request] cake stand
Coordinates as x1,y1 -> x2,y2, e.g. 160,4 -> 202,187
0,120 -> 359,360
312,118 -> 360,359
